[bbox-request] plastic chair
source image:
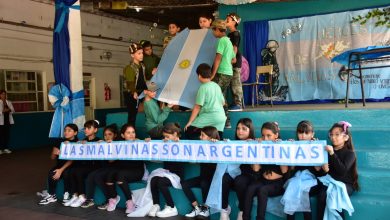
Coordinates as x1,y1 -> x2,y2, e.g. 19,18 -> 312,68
242,65 -> 274,107
256,65 -> 274,106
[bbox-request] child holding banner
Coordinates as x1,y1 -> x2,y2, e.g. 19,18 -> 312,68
181,126 -> 219,218
232,118 -> 256,220
243,122 -> 289,220
206,118 -> 255,220
285,120 -> 324,220
81,124 -> 119,209
39,123 -> 79,205
100,124 -> 145,214
64,120 -> 102,208
317,121 -> 359,220
148,123 -> 184,218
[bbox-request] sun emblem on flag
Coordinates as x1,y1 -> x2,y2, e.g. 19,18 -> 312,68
179,59 -> 191,69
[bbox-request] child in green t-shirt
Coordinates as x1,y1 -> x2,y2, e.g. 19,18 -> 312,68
210,19 -> 236,128
184,63 -> 226,140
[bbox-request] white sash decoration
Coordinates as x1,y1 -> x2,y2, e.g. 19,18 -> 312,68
60,140 -> 327,166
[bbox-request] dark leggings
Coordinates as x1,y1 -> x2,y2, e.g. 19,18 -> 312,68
0,125 -> 10,150
95,167 -> 114,199
317,183 -> 353,220
234,174 -> 252,211
150,176 -> 175,207
71,166 -> 96,195
221,173 -> 235,209
84,167 -> 111,199
47,165 -> 71,195
243,178 -> 285,220
181,176 -> 212,205
62,168 -> 72,194
105,168 -> 144,200
124,92 -> 138,126
286,185 -> 320,220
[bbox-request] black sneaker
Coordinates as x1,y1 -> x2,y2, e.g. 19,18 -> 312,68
185,206 -> 201,218
81,199 -> 94,208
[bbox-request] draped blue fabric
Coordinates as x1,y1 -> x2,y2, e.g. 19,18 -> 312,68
53,0 -> 78,88
49,84 -> 73,137
243,20 -> 269,105
50,0 -> 79,138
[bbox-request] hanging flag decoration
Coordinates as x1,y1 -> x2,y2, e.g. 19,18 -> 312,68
49,0 -> 85,137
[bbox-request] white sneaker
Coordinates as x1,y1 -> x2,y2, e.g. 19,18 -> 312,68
220,206 -> 231,220
70,195 -> 86,207
62,192 -> 70,203
106,195 -> 120,212
3,149 -> 11,154
198,205 -> 210,218
39,194 -> 57,205
185,205 -> 201,218
64,195 -> 78,207
0,150 -> 3,155
148,204 -> 161,217
236,211 -> 243,220
156,206 -> 178,218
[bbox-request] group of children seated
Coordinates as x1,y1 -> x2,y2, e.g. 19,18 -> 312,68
38,118 -> 358,220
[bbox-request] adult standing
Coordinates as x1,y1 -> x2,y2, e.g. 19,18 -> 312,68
0,89 -> 14,154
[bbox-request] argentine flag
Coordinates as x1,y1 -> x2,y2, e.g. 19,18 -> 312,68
151,28 -> 217,108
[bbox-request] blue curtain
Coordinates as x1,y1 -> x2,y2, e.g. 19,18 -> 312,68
243,20 -> 269,105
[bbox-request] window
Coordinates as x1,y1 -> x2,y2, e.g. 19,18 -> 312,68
1,70 -> 44,112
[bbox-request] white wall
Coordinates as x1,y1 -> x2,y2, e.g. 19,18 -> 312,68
0,0 -> 165,109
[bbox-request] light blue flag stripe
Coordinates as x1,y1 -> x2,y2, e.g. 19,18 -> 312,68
158,29 -> 208,105
153,29 -> 190,96
178,29 -> 217,108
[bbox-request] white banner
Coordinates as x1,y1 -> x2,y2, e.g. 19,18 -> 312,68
60,140 -> 327,166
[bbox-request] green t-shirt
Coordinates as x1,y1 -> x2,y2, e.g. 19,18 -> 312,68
191,81 -> 226,131
216,36 -> 235,76
144,98 -> 171,132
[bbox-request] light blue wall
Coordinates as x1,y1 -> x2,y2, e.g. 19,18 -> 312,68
218,0 -> 390,53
